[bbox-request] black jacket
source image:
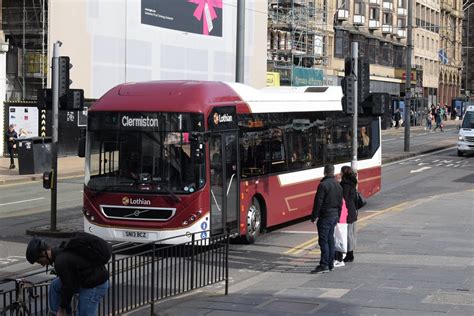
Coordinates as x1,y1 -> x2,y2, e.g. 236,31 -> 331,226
5,130 -> 17,149
52,246 -> 109,309
311,175 -> 343,220
341,175 -> 358,223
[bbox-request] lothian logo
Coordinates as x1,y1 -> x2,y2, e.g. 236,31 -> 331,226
122,197 -> 130,205
122,197 -> 151,206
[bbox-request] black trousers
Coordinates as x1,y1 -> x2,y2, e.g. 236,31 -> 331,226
7,146 -> 14,166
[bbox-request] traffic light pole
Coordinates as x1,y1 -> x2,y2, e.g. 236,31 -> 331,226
50,41 -> 61,231
404,0 -> 413,152
351,42 -> 358,173
235,0 -> 245,83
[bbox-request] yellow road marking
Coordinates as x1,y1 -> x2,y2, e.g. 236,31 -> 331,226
284,201 -> 411,256
285,237 -> 318,255
284,187 -> 472,257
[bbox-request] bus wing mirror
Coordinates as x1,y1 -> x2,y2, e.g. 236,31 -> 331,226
78,128 -> 86,158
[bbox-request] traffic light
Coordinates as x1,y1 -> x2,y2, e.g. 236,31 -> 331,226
344,56 -> 370,105
341,76 -> 355,114
358,57 -> 370,102
58,56 -> 72,98
360,93 -> 391,115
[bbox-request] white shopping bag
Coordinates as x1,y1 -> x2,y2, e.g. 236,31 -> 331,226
334,223 -> 348,253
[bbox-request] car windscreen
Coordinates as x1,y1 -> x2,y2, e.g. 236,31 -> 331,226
462,112 -> 474,129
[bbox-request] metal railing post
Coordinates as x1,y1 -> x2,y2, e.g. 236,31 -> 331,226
111,253 -> 116,316
225,231 -> 229,295
190,233 -> 195,290
150,243 -> 156,315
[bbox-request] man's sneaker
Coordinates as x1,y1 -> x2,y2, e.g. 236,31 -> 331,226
310,265 -> 329,274
333,260 -> 345,268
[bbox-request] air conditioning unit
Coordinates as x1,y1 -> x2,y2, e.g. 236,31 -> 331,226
382,25 -> 393,33
337,9 -> 349,20
354,15 -> 365,25
369,20 -> 380,29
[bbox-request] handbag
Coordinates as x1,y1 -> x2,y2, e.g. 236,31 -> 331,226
356,191 -> 367,210
334,223 -> 348,253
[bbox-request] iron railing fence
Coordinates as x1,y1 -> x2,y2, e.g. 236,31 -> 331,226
0,230 -> 230,316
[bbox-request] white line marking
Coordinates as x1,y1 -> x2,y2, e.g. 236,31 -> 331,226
410,166 -> 432,173
0,197 -> 45,206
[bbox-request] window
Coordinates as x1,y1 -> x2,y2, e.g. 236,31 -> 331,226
337,0 -> 349,9
239,113 -> 380,178
398,0 -> 406,8
369,7 -> 379,20
422,36 -> 424,49
397,18 -> 406,28
383,13 -> 392,24
368,38 -> 379,64
334,30 -> 349,58
354,1 -> 365,15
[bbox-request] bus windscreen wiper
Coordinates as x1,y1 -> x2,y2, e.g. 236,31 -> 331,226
154,183 -> 181,203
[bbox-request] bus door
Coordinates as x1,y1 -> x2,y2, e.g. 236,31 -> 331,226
208,107 -> 239,236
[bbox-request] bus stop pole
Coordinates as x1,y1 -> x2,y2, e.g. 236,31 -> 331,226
351,42 -> 358,173
50,41 -> 61,231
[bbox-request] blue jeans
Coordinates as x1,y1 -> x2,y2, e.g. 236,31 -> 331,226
49,278 -> 109,316
317,216 -> 339,268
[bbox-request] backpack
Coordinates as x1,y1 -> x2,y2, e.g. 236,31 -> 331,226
63,232 -> 112,266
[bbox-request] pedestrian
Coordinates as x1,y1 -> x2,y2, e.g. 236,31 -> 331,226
26,233 -> 111,316
433,109 -> 444,132
340,166 -> 358,263
310,164 -> 343,274
394,109 -> 401,129
5,124 -> 18,169
426,112 -> 432,131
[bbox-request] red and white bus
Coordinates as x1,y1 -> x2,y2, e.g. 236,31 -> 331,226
82,81 -> 381,243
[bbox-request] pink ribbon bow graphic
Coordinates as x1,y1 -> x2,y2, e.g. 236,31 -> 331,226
188,0 -> 223,35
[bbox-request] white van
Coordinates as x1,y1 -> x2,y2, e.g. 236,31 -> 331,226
457,105 -> 474,156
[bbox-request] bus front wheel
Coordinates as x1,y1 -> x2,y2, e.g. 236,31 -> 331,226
245,198 -> 262,244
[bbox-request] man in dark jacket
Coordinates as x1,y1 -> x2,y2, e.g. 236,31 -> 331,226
26,236 -> 109,316
5,124 -> 17,169
310,164 -> 343,274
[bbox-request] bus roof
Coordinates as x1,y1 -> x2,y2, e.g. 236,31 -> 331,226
224,82 -> 343,113
90,80 -> 343,114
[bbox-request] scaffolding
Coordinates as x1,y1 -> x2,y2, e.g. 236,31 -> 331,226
267,0 -> 328,85
2,0 -> 48,101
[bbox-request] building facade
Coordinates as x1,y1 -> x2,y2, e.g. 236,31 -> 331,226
462,1 -> 474,98
267,0 -> 464,108
438,0 -> 464,106
413,0 -> 441,105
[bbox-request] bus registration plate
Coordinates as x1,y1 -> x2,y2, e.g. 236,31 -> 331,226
123,231 -> 148,239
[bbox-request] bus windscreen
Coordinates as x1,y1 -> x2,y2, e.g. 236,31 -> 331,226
85,112 -> 205,194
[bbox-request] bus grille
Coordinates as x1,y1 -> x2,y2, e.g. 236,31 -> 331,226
100,205 -> 176,221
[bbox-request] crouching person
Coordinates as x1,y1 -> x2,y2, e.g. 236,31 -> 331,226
26,233 -> 111,316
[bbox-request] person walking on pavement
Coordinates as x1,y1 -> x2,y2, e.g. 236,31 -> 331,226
433,108 -> 444,132
426,112 -> 432,131
310,164 -> 343,274
340,166 -> 358,263
394,109 -> 401,129
26,233 -> 111,316
5,124 -> 18,169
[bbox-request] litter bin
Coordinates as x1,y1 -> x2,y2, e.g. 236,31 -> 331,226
17,137 -> 52,175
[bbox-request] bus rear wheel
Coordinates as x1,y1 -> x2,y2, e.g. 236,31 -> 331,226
245,198 -> 262,244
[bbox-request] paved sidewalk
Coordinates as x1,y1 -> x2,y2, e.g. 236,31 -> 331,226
0,119 -> 460,186
127,189 -> 474,316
